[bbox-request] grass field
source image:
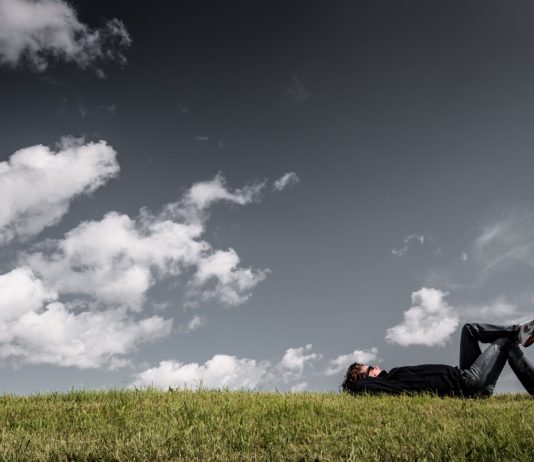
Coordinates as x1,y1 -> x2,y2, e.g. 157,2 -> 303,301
0,389 -> 533,461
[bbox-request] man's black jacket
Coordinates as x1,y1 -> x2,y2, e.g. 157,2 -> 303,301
344,364 -> 469,397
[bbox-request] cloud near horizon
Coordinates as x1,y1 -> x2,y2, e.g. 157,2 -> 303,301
0,0 -> 131,72
131,344 -> 322,390
0,266 -> 171,368
323,348 -> 379,376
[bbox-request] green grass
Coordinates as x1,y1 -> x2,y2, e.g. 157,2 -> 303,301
0,389 -> 533,461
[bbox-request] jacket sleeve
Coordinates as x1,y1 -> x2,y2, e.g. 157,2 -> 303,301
344,377 -> 407,395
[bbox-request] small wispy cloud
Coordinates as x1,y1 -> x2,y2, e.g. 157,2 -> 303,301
96,103 -> 117,115
391,234 -> 425,257
0,0 -> 131,73
460,298 -> 526,325
273,172 -> 300,192
474,211 -> 534,274
287,74 -> 310,102
78,102 -> 88,118
60,100 -> 117,118
179,314 -> 206,333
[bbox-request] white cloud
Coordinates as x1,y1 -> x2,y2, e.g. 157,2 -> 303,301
274,344 -> 321,383
0,267 -> 56,338
461,252 -> 468,262
0,267 -> 171,368
391,234 -> 425,257
290,382 -> 308,392
3,302 -> 171,369
24,174 -> 268,310
0,0 -> 131,72
0,139 -> 119,244
0,169 -> 280,369
188,248 -> 269,306
323,348 -> 379,376
182,172 -> 265,213
132,344 -> 321,390
385,288 -> 459,347
132,355 -> 270,390
181,314 -> 205,333
273,172 -> 299,192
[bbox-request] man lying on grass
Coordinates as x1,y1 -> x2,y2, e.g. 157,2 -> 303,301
342,321 -> 534,397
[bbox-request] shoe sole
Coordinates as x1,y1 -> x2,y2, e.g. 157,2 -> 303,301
521,322 -> 534,347
525,334 -> 534,348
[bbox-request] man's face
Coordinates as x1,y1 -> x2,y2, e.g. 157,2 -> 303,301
360,364 -> 382,378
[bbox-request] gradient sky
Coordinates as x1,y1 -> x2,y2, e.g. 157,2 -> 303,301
2,0 -> 534,394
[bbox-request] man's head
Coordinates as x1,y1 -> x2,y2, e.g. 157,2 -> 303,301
341,362 -> 382,391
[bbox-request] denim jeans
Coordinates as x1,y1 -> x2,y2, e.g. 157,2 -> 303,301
459,323 -> 520,396
507,343 -> 534,395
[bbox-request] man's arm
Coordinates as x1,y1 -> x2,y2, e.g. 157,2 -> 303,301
343,377 -> 407,395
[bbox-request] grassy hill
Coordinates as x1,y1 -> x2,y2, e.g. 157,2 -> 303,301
0,389 -> 533,461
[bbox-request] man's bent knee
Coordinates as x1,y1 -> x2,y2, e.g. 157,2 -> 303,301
462,323 -> 475,336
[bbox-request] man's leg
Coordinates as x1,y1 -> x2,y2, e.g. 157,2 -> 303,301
461,336 -> 513,396
459,323 -> 519,370
507,344 -> 534,395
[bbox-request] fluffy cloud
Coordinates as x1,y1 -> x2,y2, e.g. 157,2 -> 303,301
0,267 -> 56,334
132,355 -> 270,390
0,139 -> 119,244
23,174 -> 268,310
180,314 -> 206,333
189,248 -> 269,306
385,288 -> 459,347
323,348 -> 379,376
0,267 -> 171,368
0,0 -> 131,72
132,344 -> 321,390
2,302 -> 171,369
0,172 -> 274,368
273,172 -> 299,192
391,234 -> 425,257
274,344 -> 321,383
0,165 -> 288,369
290,382 -> 308,392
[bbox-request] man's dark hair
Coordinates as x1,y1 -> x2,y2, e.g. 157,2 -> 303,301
341,362 -> 365,392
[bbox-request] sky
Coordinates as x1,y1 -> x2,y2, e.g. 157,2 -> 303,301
2,0 -> 534,394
